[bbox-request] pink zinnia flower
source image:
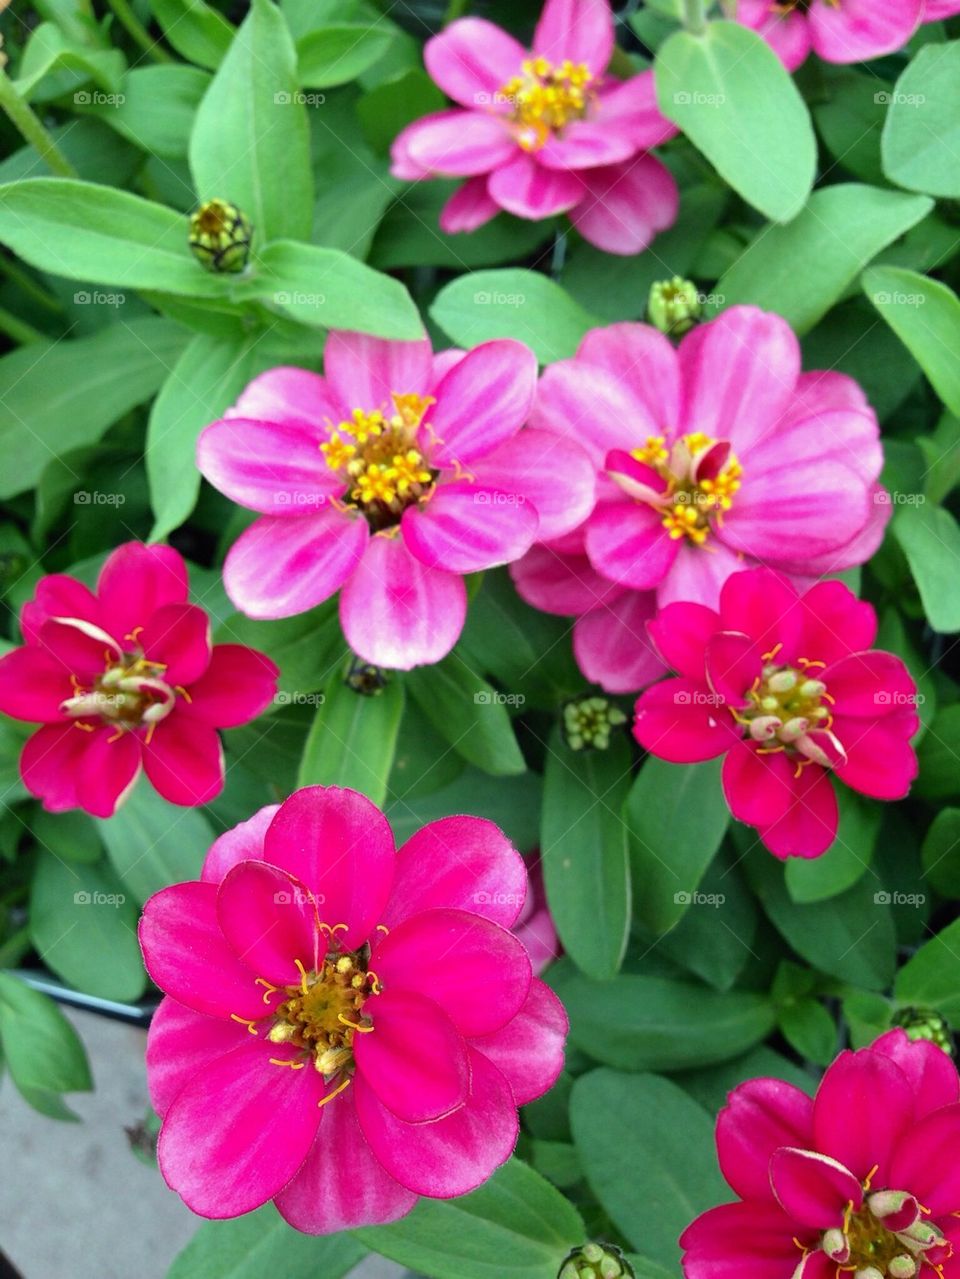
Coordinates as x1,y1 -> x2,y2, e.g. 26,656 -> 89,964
682,1029 -> 960,1278
389,0 -> 679,255
0,542 -> 278,817
633,568 -> 919,859
732,0 -> 960,70
139,787 -> 568,1233
527,308 -> 889,613
197,332 -> 594,671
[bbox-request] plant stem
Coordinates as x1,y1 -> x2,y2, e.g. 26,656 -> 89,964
683,0 -> 708,35
106,0 -> 172,62
0,70 -> 78,178
0,305 -> 46,344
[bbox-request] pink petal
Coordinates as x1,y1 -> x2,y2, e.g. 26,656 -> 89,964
813,1047 -> 915,1185
575,321 -> 680,433
736,0 -> 811,71
0,646 -> 73,721
705,630 -> 763,707
372,908 -> 531,1037
769,1147 -> 862,1229
424,18 -> 527,110
796,579 -> 877,667
887,1102 -> 960,1217
142,713 -> 223,807
74,725 -> 142,818
716,1077 -> 815,1201
473,428 -> 596,542
382,815 -> 528,931
573,589 -> 667,694
429,338 -> 538,467
758,764 -> 838,861
569,155 -> 679,255
138,603 -> 211,687
821,651 -> 916,719
354,1047 -> 518,1198
511,543 -> 624,616
746,401 -> 882,487
439,176 -> 500,234
157,1036 -> 325,1218
139,880 -> 267,1020
323,331 -> 432,412
536,118 -> 638,171
217,860 -> 321,987
223,509 -> 368,620
488,153 -> 585,219
656,539 -> 746,611
722,743 -> 799,830
531,358 -> 653,468
20,573 -> 102,645
533,0 -> 614,72
20,723 -> 89,813
584,500 -> 678,590
681,1200 -> 809,1279
809,0 -> 921,63
593,71 -> 677,148
97,543 -> 189,642
196,417 -> 338,516
202,803 -> 278,884
647,601 -> 721,679
633,677 -> 737,763
354,989 -> 469,1123
182,644 -> 278,728
402,481 -> 538,574
718,568 -> 803,665
229,365 -> 342,431
872,1028 -> 960,1117
472,978 -> 567,1105
339,535 -> 466,670
400,110 -> 515,177
783,487 -> 890,578
261,785 -> 395,950
275,1091 -> 417,1233
146,996 -> 247,1116
39,616 -> 120,679
831,714 -> 918,801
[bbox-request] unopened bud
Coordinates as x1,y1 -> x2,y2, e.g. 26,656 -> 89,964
822,1228 -> 849,1262
767,669 -> 797,693
648,276 -> 701,336
854,1268 -> 884,1279
563,696 -> 627,752
778,716 -> 809,742
868,1190 -> 918,1232
799,678 -> 827,698
189,199 -> 253,273
893,1006 -> 954,1055
749,714 -> 781,741
889,1257 -> 917,1279
558,1243 -> 634,1279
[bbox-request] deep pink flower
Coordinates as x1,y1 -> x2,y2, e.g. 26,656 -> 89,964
139,787 -> 567,1233
0,543 -> 278,817
732,0 -> 960,70
197,333 -> 594,671
633,568 -> 919,859
682,1029 -> 960,1279
527,308 -> 890,613
515,856 -> 562,975
389,0 -> 679,255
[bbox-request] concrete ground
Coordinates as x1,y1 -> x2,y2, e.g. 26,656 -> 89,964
0,1006 -> 405,1279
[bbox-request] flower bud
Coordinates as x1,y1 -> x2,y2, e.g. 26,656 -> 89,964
345,656 -> 388,696
893,1006 -> 954,1055
648,277 -> 701,336
189,199 -> 253,273
558,1243 -> 634,1279
563,696 -> 627,751
888,1257 -> 917,1279
767,669 -> 797,693
822,1228 -> 849,1262
867,1190 -> 919,1232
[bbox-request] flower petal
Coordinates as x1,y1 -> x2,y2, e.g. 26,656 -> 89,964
808,0 -> 921,63
722,743 -> 798,830
439,176 -> 500,234
769,1147 -> 862,1229
533,0 -> 613,71
832,714 -> 918,801
424,18 -> 528,109
705,630 -> 763,707
472,979 -> 567,1106
718,568 -> 803,665
681,1199 -> 809,1279
488,152 -> 586,219
402,481 -> 538,574
813,1047 -> 915,1184
217,860 -> 321,987
229,366 -> 342,430
584,499 -> 679,590
656,539 -> 746,611
633,677 -> 737,763
202,803 -> 279,884
74,725 -> 142,818
21,573 -> 102,645
821,651 -> 916,719
182,644 -> 279,728
886,1102 -> 960,1216
138,603 -> 211,687
196,417 -> 338,516
400,110 -> 515,177
569,155 -> 679,256
39,616 -> 120,679
717,1076 -> 815,1201
796,579 -> 876,666
511,543 -> 624,616
575,321 -> 680,433
97,543 -> 189,641
872,1028 -> 960,1117
573,589 -> 667,694
472,428 -> 596,542
146,996 -> 248,1116
142,714 -> 224,807
429,338 -> 538,467
647,601 -> 720,679
758,764 -> 838,861
20,723 -> 90,813
0,646 -> 74,722
323,331 -> 432,411
531,355 -> 651,466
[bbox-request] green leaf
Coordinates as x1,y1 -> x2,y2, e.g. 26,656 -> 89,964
895,919 -> 960,1019
358,68 -> 446,154
355,1158 -> 584,1279
571,1070 -> 726,1269
813,70 -> 888,185
430,270 -> 598,364
242,239 -> 423,337
778,997 -> 837,1067
297,675 -> 404,804
29,853 -> 146,1002
405,656 -> 526,777
712,184 -> 932,334
0,973 -> 92,1116
168,1204 -> 365,1278
0,317 -> 188,499
387,698 -> 466,801
297,25 -> 394,87
386,766 -> 541,850
16,22 -> 125,100
214,604 -> 344,700
551,964 -> 776,1071
917,705 -> 960,801
864,266 -> 960,416
784,788 -> 880,904
882,41 -> 960,197
655,21 -> 816,222
541,730 -> 632,980
150,0 -> 235,69
656,851 -> 757,992
0,179 -> 238,295
921,807 -> 960,897
892,502 -> 960,633
94,65 -> 211,158
190,0 -> 313,243
98,785 -> 215,904
624,756 -> 729,935
32,810 -> 103,865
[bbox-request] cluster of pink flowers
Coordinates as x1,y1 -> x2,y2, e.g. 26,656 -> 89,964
139,786 -> 566,1232
683,1029 -> 960,1278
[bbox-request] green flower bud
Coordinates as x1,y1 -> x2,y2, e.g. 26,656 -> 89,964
344,656 -> 388,696
648,276 -> 701,336
562,696 -> 627,751
558,1244 -> 634,1279
189,199 -> 253,273
893,1006 -> 954,1055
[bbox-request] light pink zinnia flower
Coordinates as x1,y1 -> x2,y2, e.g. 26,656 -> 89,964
732,0 -> 960,70
527,307 -> 890,613
140,787 -> 567,1233
390,0 -> 679,254
197,332 -> 594,671
682,1029 -> 960,1278
0,542 -> 278,817
633,568 -> 919,859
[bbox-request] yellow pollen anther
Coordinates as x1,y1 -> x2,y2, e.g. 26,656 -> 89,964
230,1014 -> 259,1035
631,435 -> 669,466
338,1015 -> 374,1033
499,56 -> 595,151
269,1057 -> 305,1069
317,1077 -> 352,1109
619,430 -> 743,547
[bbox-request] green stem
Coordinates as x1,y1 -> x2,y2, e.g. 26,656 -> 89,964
0,304 -> 46,344
0,69 -> 78,178
683,0 -> 708,34
105,0 -> 172,63
0,254 -> 64,313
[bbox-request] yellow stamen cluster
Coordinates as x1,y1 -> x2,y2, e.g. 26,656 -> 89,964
631,435 -> 669,467
630,432 -> 743,546
62,650 -> 176,737
320,394 -> 435,519
267,952 -> 376,1080
499,56 -> 595,151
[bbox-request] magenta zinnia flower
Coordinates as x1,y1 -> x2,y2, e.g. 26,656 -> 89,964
140,787 -> 567,1232
390,0 -> 679,254
0,542 -> 278,817
197,332 -> 594,670
682,1029 -> 960,1278
527,308 -> 889,612
633,568 -> 918,859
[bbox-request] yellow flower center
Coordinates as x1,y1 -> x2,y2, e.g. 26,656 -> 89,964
60,641 -> 178,737
265,949 -> 378,1082
631,431 -> 743,546
499,56 -> 595,151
